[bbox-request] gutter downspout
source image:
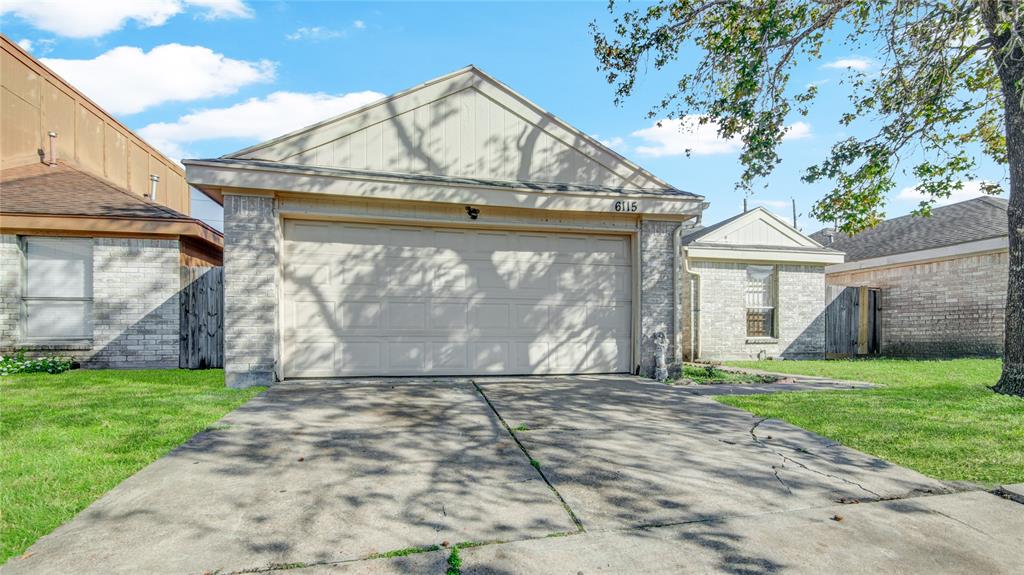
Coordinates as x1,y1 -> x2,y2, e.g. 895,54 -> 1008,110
672,224 -> 683,365
681,246 -> 702,361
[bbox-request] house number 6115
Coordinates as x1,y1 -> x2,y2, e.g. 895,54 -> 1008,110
613,200 -> 639,212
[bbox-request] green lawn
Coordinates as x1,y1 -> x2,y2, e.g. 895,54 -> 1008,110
0,369 -> 263,564
718,358 -> 1023,485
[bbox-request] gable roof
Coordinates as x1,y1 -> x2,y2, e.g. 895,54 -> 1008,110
818,196 -> 1008,262
681,207 -> 829,249
220,65 -> 693,196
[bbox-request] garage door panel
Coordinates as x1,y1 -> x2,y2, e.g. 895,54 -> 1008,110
431,342 -> 468,369
283,221 -> 632,377
471,342 -> 509,372
340,301 -> 382,329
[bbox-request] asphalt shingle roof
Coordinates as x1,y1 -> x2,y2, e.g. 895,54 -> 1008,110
0,161 -> 189,220
811,196 -> 1008,262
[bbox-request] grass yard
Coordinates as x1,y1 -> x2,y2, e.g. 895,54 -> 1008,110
0,369 -> 263,564
718,358 -> 1023,485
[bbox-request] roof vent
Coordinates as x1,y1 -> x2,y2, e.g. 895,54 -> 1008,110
149,174 -> 160,202
47,131 -> 58,166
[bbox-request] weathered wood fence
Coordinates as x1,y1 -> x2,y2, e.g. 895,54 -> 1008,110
825,285 -> 881,357
180,266 -> 224,369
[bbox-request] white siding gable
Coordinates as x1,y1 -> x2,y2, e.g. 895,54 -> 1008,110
228,67 -> 671,190
694,208 -> 821,248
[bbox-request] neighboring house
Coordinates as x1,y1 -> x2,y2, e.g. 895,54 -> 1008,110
679,208 -> 844,361
185,66 -> 837,386
0,36 -> 224,368
812,196 -> 1008,357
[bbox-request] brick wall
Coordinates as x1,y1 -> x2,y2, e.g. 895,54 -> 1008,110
0,235 -> 20,350
827,251 -> 1006,357
90,239 -> 180,368
0,235 -> 180,368
687,261 -> 827,360
639,220 -> 681,376
223,195 -> 279,387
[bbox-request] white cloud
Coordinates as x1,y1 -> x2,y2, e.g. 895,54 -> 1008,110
286,26 -> 343,41
41,44 -> 274,115
353,20 -> 366,29
822,57 -> 873,72
185,0 -> 252,19
138,90 -> 386,160
785,121 -> 812,141
16,38 -> 32,52
897,180 -> 1001,206
632,116 -> 811,157
0,0 -> 251,38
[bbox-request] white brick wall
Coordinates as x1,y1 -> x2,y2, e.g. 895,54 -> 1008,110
90,239 -> 180,368
639,220 -> 681,376
827,251 -> 1006,356
223,195 -> 279,387
0,235 -> 180,368
686,261 -> 827,360
0,235 -> 20,350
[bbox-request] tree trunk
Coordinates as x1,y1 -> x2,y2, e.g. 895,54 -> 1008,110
991,8 -> 1024,397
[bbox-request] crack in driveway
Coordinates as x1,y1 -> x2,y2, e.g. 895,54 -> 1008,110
470,380 -> 586,533
749,417 -> 884,500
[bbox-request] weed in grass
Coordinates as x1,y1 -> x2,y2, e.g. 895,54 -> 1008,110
513,423 -> 529,432
365,544 -> 441,560
446,546 -> 462,575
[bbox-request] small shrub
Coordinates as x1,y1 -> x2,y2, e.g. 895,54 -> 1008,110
0,351 -> 74,376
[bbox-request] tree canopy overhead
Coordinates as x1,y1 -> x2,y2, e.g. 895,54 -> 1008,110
591,0 -> 1020,232
592,1 -> 1024,396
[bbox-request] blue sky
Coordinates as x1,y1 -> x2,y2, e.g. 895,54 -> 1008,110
2,1 -> 1005,232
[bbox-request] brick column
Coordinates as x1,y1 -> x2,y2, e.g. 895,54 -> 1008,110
224,194 -> 279,387
639,219 -> 681,377
0,235 -> 21,350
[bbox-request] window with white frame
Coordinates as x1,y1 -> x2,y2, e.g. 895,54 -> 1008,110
745,265 -> 776,338
22,237 -> 93,340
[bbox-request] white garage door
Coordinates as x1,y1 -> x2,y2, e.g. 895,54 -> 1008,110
281,220 -> 632,377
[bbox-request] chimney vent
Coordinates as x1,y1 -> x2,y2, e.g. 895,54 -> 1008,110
47,131 -> 58,166
149,175 -> 160,202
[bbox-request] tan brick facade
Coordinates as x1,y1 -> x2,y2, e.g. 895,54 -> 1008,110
827,251 -> 1007,357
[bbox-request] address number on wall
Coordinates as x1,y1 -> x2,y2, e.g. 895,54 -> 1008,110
613,200 -> 639,212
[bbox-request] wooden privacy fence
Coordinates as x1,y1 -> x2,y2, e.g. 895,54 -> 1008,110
180,266 -> 224,369
825,285 -> 881,357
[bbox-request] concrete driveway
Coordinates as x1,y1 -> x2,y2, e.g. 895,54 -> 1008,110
4,376 -> 1022,574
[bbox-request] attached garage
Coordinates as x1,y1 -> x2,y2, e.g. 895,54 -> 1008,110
186,65 -> 704,386
282,220 -> 632,377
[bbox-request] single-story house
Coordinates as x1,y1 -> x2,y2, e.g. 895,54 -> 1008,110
0,35 -> 224,368
680,208 -> 844,361
185,66 -> 840,386
812,196 -> 1008,357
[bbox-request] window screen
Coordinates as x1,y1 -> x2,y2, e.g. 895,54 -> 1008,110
746,265 -> 776,338
23,237 -> 93,339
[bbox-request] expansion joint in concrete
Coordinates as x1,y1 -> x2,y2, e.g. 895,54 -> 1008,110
470,380 -> 586,533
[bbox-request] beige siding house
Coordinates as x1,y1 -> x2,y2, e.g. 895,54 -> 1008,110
186,66 -> 838,386
0,35 -> 223,368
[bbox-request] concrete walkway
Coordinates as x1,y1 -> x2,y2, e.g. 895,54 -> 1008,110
3,376 -> 1021,574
